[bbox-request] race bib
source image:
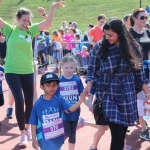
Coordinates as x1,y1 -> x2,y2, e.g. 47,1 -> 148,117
42,114 -> 64,140
59,81 -> 79,104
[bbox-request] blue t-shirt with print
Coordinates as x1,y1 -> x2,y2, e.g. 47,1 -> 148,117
0,66 -> 4,94
57,75 -> 84,121
45,36 -> 50,46
29,95 -> 71,150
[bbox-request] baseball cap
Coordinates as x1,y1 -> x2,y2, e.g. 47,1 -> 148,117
40,72 -> 59,85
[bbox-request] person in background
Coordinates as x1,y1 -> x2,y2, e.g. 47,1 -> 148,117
71,21 -> 82,39
63,28 -> 76,56
43,30 -> 51,64
89,14 -> 105,47
80,46 -> 89,68
123,14 -> 131,31
145,4 -> 150,15
83,24 -> 94,41
58,28 -> 67,52
72,33 -> 82,66
51,30 -> 61,73
36,32 -> 45,65
61,21 -> 68,34
129,8 -> 150,141
83,24 -> 94,52
145,22 -> 150,29
69,22 -> 72,28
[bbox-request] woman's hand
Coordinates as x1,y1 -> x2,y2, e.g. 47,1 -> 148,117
0,0 -> 2,4
37,7 -> 46,15
83,81 -> 92,98
52,0 -> 65,8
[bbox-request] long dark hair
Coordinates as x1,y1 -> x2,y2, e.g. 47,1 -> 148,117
98,17 -> 142,69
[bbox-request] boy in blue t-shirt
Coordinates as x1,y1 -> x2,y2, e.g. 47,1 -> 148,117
29,72 -> 85,150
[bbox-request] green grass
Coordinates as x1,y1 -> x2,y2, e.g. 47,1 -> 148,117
0,0 -> 150,34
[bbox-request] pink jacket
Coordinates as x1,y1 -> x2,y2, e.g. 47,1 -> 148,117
63,34 -> 75,50
80,51 -> 89,58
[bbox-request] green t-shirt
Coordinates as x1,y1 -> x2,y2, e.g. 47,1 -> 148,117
2,21 -> 39,74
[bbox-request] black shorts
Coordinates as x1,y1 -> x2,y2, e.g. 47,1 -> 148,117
94,114 -> 108,125
38,50 -> 44,57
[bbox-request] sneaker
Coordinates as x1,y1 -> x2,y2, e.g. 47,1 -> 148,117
19,134 -> 28,147
89,146 -> 98,150
140,129 -> 150,140
125,145 -> 132,150
25,129 -> 32,141
5,108 -> 13,119
77,117 -> 85,130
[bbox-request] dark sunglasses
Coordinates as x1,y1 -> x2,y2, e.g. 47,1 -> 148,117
139,16 -> 148,20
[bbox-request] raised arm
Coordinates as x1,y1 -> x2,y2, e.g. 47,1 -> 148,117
38,0 -> 65,31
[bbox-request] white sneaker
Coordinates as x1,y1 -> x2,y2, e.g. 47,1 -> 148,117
25,129 -> 32,141
19,134 -> 28,147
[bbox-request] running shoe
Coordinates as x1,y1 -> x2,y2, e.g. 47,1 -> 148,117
25,129 -> 32,141
125,144 -> 132,150
89,146 -> 98,150
77,117 -> 85,130
5,108 -> 13,119
19,134 -> 28,147
140,129 -> 150,140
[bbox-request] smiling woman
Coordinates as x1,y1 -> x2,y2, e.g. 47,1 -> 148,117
129,8 -> 150,141
83,17 -> 150,150
0,0 -> 64,147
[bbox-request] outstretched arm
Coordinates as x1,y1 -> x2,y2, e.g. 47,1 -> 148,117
38,0 -> 65,31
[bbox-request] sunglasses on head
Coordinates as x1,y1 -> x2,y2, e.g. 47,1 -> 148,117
139,16 -> 148,20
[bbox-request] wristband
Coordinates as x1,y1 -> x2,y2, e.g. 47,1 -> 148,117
42,13 -> 46,16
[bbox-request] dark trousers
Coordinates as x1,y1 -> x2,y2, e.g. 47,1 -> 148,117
109,122 -> 127,150
5,73 -> 34,130
63,120 -> 78,144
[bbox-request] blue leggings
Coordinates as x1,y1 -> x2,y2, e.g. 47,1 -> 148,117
5,73 -> 34,130
63,120 -> 78,144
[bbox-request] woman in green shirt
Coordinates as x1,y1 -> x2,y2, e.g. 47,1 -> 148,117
0,0 -> 64,147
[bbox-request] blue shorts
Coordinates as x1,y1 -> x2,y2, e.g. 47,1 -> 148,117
44,46 -> 50,55
52,50 -> 61,61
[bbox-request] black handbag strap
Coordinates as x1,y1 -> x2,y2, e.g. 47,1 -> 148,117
99,57 -> 122,102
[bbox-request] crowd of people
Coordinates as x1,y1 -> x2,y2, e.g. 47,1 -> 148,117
0,0 -> 150,150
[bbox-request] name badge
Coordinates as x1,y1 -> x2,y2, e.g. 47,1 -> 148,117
42,118 -> 64,140
26,35 -> 31,43
19,34 -> 25,38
